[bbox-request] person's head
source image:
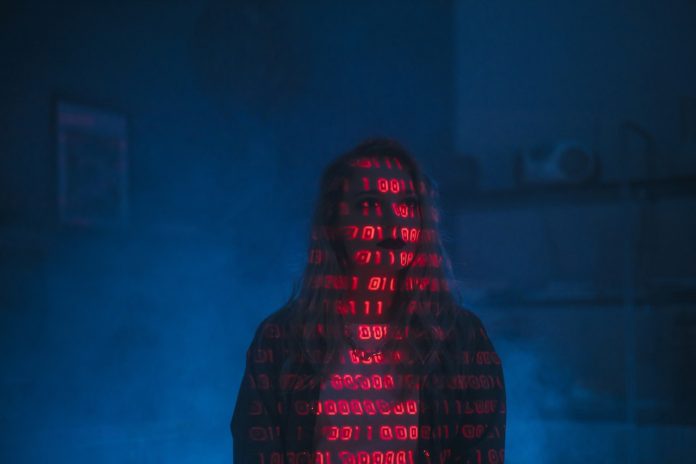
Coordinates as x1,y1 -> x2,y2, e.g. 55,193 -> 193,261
282,137 -> 462,377
319,139 -> 426,277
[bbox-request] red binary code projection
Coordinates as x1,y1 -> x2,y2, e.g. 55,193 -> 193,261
231,142 -> 506,464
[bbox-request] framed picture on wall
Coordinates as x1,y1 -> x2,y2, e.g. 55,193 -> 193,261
56,100 -> 129,227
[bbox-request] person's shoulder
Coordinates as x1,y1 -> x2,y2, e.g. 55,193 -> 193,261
440,303 -> 477,325
453,304 -> 485,326
247,304 -> 294,349
449,304 -> 491,344
259,304 -> 291,328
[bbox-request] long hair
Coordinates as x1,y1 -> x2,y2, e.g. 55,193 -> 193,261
278,137 -> 466,401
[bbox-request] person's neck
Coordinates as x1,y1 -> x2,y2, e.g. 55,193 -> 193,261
339,269 -> 401,325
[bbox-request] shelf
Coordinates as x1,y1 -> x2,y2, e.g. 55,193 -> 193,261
440,173 -> 696,210
466,292 -> 696,309
458,278 -> 696,308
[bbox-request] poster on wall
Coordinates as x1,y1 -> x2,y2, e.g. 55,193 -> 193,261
56,101 -> 129,227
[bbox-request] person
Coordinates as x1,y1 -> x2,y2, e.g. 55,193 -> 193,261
231,138 -> 506,464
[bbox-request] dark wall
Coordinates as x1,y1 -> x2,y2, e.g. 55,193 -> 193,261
449,2 -> 696,462
0,1 -> 455,462
0,0 -> 454,227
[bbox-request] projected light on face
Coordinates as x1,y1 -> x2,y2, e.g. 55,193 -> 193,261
333,155 -> 423,275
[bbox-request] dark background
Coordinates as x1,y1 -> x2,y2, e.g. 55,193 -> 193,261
1,1 -> 695,462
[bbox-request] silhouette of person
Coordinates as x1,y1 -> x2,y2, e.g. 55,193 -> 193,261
231,138 -> 506,464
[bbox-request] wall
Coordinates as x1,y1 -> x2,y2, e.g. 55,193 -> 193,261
0,1 -> 455,462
